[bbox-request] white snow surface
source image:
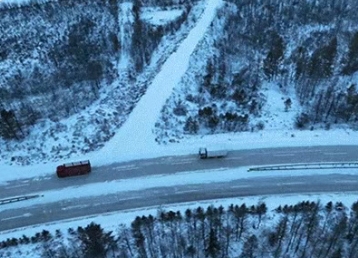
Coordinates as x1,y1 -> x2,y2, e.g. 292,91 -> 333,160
0,0 -> 357,184
141,7 -> 184,25
0,1 -> 358,254
101,0 -> 224,157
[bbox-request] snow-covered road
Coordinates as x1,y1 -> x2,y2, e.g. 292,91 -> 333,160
2,145 -> 358,201
1,172 -> 358,232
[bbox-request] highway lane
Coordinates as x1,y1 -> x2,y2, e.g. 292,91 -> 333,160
2,145 -> 358,200
1,173 -> 358,232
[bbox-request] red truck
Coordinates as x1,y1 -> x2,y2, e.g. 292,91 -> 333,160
56,160 -> 91,178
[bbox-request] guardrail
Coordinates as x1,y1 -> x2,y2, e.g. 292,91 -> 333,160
248,162 -> 358,172
0,195 -> 40,205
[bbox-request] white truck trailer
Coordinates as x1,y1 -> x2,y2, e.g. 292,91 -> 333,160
199,147 -> 228,159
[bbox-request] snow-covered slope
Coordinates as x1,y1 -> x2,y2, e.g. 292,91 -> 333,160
101,0 -> 224,156
153,0 -> 358,144
1,0 -> 358,173
0,0 -> 205,166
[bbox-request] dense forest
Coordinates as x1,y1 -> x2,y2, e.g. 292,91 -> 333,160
0,0 -> 197,141
156,0 -> 358,142
0,0 -> 203,164
0,0 -> 120,139
1,200 -> 357,257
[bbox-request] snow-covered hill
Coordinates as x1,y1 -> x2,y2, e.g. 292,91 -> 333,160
154,0 -> 358,143
1,0 -> 358,169
0,0 -> 205,166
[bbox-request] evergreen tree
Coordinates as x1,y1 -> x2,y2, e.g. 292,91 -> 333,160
0,109 -> 23,140
77,222 -> 115,258
205,228 -> 221,258
308,37 -> 337,79
131,0 -> 145,72
263,31 -> 285,79
184,116 -> 199,134
239,234 -> 258,258
343,31 -> 358,75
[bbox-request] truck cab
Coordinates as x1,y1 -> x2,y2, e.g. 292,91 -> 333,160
199,147 -> 208,159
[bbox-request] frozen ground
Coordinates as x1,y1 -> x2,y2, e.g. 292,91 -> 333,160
0,0 -> 358,254
0,0 -> 356,183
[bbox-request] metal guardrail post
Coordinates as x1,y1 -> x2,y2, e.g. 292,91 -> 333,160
0,195 -> 40,205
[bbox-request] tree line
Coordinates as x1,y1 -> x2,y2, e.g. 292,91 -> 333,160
1,200 -> 358,257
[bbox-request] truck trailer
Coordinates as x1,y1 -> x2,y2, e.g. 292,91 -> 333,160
56,160 -> 91,178
199,148 -> 228,159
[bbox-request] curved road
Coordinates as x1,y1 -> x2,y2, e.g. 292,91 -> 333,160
1,145 -> 358,232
